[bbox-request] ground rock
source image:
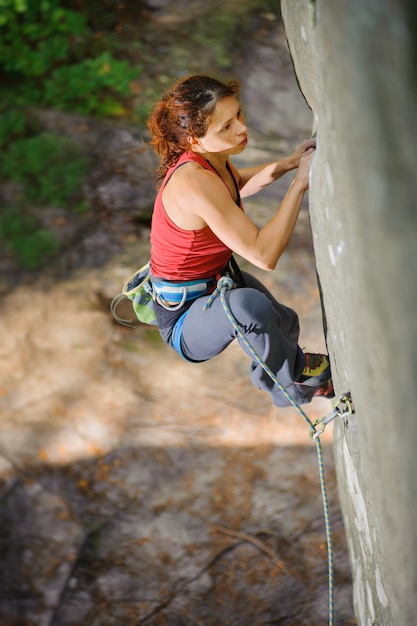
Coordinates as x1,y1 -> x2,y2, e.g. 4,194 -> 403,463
0,479 -> 85,626
85,127 -> 158,218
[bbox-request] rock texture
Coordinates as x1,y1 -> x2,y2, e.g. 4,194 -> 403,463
281,1 -> 417,624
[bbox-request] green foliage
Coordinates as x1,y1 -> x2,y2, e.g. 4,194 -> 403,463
43,52 -> 138,116
0,132 -> 90,207
0,127 -> 86,269
0,108 -> 28,145
0,2 -> 87,76
0,0 -> 139,116
0,208 -> 60,269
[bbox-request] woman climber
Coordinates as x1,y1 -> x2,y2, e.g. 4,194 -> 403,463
147,74 -> 333,407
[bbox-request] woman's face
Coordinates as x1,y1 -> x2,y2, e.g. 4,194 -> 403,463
191,96 -> 248,155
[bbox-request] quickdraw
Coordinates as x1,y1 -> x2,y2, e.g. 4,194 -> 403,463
311,391 -> 355,440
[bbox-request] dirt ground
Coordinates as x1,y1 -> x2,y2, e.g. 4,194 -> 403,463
0,202 -> 356,625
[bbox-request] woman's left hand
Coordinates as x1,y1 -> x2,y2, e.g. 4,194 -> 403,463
289,139 -> 316,168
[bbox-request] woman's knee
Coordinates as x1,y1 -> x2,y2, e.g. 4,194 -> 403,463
228,288 -> 275,328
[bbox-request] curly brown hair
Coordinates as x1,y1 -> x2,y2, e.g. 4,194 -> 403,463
147,75 -> 240,178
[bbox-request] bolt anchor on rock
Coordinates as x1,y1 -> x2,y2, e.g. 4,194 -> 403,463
311,391 -> 355,439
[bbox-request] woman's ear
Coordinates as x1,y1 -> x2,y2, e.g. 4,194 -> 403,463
187,135 -> 201,151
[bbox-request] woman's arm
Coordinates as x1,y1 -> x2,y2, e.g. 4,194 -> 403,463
237,139 -> 316,198
182,148 -> 315,271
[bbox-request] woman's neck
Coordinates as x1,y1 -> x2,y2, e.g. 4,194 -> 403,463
195,150 -> 229,173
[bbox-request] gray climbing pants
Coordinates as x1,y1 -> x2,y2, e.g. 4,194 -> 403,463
174,271 -> 323,408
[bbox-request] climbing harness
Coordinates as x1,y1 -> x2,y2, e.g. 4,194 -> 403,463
110,263 -> 217,328
111,254 -> 246,329
204,275 -> 355,626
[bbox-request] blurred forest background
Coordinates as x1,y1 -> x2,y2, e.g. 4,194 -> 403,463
0,0 -> 287,278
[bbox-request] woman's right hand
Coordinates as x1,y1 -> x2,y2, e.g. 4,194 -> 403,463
294,147 -> 316,191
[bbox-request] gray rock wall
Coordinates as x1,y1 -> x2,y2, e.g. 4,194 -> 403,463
281,2 -> 417,624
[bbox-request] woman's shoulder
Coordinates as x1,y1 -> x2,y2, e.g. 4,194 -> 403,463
169,160 -> 216,198
169,152 -> 218,185
164,153 -> 227,209
175,151 -> 214,171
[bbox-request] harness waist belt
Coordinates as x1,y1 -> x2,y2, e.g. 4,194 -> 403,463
150,275 -> 216,310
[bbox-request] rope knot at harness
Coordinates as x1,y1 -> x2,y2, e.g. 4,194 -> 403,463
203,275 -> 235,310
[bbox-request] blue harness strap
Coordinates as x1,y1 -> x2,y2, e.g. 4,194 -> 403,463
171,309 -> 191,361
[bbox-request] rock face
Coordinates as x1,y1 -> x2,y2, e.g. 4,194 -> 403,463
281,1 -> 417,624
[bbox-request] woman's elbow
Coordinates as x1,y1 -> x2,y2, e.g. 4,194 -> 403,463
264,260 -> 277,272
246,242 -> 281,271
254,256 -> 277,272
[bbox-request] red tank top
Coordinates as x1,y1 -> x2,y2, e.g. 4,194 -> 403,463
150,151 -> 243,281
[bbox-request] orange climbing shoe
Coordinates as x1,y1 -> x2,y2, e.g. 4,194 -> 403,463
302,353 -> 330,378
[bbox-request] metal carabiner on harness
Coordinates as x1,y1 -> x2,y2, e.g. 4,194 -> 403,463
311,391 -> 355,440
